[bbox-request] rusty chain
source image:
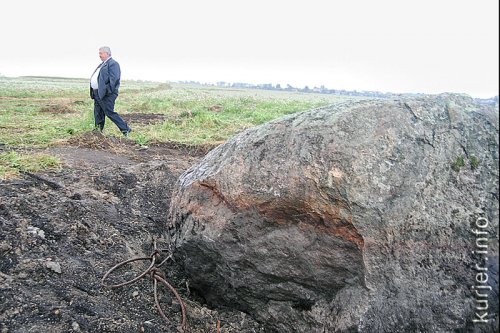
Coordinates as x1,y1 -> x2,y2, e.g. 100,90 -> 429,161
102,240 -> 187,330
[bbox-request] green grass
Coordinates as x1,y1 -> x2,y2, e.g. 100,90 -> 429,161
470,155 -> 480,170
136,93 -> 332,144
0,151 -> 61,180
118,85 -> 357,144
0,76 -> 362,178
451,156 -> 465,172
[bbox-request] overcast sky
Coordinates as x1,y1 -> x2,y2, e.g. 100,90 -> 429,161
1,0 -> 498,97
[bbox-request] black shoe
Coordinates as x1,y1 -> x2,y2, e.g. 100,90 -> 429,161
123,128 -> 132,137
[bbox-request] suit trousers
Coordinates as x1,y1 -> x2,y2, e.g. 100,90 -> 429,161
93,89 -> 129,133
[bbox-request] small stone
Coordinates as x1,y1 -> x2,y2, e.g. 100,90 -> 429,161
37,229 -> 45,239
71,321 -> 80,331
132,291 -> 139,297
26,226 -> 37,235
0,242 -> 12,252
45,260 -> 62,274
26,226 -> 45,239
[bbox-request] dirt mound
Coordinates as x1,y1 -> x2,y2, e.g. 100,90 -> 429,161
208,105 -> 223,112
67,131 -> 130,151
65,132 -> 218,167
146,141 -> 219,158
122,113 -> 167,126
68,131 -> 217,154
40,103 -> 76,114
0,138 -> 264,332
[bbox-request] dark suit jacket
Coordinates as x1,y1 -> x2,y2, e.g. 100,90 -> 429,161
90,57 -> 121,99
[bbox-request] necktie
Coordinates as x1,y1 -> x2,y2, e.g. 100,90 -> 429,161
91,62 -> 104,77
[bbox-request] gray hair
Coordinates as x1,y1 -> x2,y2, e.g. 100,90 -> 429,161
99,46 -> 112,56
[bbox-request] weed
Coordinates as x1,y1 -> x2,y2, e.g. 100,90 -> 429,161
134,133 -> 150,146
470,155 -> 480,170
451,156 -> 465,172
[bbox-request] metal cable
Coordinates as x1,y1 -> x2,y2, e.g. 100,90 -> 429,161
102,240 -> 187,330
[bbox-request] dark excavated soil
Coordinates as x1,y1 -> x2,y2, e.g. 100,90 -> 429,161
0,133 -> 265,333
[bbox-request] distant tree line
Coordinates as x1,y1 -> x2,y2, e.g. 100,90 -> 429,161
174,80 -> 499,104
176,80 -> 398,98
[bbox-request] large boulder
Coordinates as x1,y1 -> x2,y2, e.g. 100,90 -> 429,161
167,94 -> 499,332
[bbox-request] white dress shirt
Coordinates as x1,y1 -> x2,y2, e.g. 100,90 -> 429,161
90,58 -> 110,89
90,64 -> 102,89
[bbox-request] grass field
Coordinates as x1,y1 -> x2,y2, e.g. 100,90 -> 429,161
0,76 -> 361,178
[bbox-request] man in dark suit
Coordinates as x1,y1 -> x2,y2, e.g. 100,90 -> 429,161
90,46 -> 131,136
